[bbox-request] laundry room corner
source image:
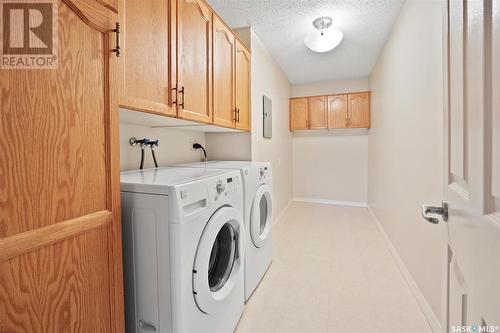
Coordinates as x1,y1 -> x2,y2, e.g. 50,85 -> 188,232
249,28 -> 294,224
202,27 -> 295,224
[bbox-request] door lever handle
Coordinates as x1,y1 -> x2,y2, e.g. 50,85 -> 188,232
421,201 -> 448,224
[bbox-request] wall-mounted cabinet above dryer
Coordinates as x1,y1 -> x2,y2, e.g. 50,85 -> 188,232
289,92 -> 370,131
119,0 -> 251,132
212,16 -> 251,131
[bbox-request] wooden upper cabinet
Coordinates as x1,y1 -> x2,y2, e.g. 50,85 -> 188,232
328,94 -> 348,129
120,0 -> 175,116
289,92 -> 370,131
176,0 -> 212,123
235,40 -> 251,131
308,96 -> 327,129
119,0 -> 251,129
348,92 -> 370,128
0,1 -> 123,332
290,98 -> 309,130
213,15 -> 236,128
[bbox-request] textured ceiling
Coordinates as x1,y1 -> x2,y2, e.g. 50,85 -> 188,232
207,0 -> 406,84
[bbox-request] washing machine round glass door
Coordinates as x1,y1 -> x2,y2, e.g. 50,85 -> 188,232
193,206 -> 243,314
250,184 -> 273,248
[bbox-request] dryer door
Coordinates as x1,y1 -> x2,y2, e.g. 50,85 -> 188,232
250,185 -> 273,248
193,206 -> 243,314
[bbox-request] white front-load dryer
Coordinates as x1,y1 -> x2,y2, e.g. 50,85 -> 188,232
120,167 -> 244,333
175,161 -> 273,301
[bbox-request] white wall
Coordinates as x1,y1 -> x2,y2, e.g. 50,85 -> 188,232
120,124 -> 206,170
292,78 -> 369,97
293,131 -> 368,204
291,79 -> 369,204
205,132 -> 251,161
368,0 -> 445,326
250,29 -> 294,221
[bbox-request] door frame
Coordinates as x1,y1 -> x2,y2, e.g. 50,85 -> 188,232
441,0 -> 450,329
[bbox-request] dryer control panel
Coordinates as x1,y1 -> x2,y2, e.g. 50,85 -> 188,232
258,166 -> 268,179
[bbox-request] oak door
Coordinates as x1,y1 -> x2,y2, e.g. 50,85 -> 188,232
213,15 -> 236,128
438,0 -> 500,330
120,0 -> 176,116
308,96 -> 327,129
290,98 -> 308,130
235,39 -> 251,131
348,92 -> 370,128
327,94 -> 348,129
0,0 -> 124,332
176,0 -> 212,123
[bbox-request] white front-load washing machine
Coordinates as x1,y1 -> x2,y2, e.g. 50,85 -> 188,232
175,161 -> 273,301
120,167 -> 244,333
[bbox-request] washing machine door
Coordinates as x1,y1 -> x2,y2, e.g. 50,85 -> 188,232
250,184 -> 273,248
193,206 -> 243,314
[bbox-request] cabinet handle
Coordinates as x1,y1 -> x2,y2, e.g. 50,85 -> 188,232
172,85 -> 178,106
233,108 -> 237,122
179,86 -> 185,109
237,108 -> 240,122
111,22 -> 120,57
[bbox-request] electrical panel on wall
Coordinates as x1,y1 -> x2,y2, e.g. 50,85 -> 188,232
263,95 -> 272,138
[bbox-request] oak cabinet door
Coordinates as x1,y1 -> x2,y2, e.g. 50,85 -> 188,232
348,92 -> 370,128
0,1 -> 124,332
308,96 -> 328,129
176,0 -> 212,123
120,0 -> 175,116
213,15 -> 236,128
235,40 -> 251,131
328,94 -> 348,129
101,0 -> 118,11
290,98 -> 309,130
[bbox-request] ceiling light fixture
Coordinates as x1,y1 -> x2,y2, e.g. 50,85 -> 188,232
304,17 -> 343,53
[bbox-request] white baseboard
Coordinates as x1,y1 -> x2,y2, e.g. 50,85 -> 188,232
367,206 -> 442,333
272,199 -> 292,229
293,197 -> 368,208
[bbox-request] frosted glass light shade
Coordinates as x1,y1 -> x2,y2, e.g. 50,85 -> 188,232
304,27 -> 343,53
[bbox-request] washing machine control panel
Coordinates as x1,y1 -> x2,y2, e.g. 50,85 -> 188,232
216,180 -> 225,194
213,175 -> 241,201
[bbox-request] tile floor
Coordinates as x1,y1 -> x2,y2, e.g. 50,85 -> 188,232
235,202 -> 432,333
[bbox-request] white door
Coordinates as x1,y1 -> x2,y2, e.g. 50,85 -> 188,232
423,1 -> 500,331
